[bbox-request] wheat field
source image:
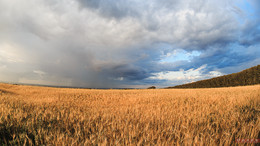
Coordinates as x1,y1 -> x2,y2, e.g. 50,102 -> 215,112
0,83 -> 259,145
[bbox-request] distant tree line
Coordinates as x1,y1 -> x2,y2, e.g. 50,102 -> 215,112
147,86 -> 156,89
168,65 -> 260,88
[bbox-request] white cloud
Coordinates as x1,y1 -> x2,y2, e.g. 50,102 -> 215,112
150,64 -> 223,83
0,43 -> 25,63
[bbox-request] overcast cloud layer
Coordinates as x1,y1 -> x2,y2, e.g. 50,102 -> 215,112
0,0 -> 259,88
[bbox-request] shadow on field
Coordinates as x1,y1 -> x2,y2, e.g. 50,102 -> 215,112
0,122 -> 37,145
0,89 -> 15,95
238,105 -> 260,123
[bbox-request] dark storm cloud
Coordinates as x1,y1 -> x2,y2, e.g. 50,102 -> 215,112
77,0 -> 140,19
187,45 -> 260,74
0,0 -> 259,88
240,21 -> 260,46
109,64 -> 149,80
238,0 -> 260,46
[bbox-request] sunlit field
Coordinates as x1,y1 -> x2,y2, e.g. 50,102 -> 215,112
0,83 -> 259,145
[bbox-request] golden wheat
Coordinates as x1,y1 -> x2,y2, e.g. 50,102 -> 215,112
0,83 -> 259,145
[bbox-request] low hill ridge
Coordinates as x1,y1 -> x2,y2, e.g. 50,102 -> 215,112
168,65 -> 260,88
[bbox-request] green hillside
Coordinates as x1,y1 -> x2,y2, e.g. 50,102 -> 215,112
168,65 -> 260,88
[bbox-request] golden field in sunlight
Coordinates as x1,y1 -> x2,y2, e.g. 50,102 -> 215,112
0,83 -> 259,145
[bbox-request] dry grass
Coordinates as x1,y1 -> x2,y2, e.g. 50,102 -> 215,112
0,83 -> 259,145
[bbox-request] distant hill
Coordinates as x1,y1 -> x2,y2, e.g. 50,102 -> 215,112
168,65 -> 260,88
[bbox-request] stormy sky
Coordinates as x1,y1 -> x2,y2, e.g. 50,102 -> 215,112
0,0 -> 259,88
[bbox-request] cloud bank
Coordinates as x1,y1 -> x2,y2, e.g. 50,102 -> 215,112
0,0 -> 259,88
